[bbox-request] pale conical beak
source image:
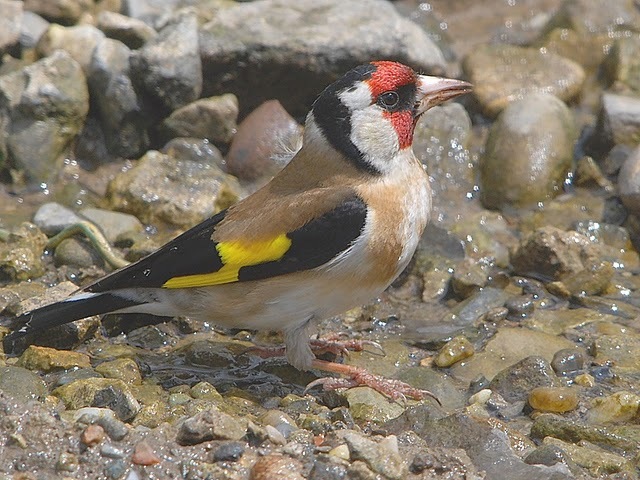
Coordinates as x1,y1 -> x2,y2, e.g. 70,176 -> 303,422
415,75 -> 472,116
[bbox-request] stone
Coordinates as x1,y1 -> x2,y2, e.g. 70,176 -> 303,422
511,226 -> 604,280
36,24 -> 105,74
33,202 -> 82,236
23,0 -> 93,25
434,336 -> 474,368
226,100 -> 302,184
618,146 -> 640,215
17,345 -> 91,371
586,391 -> 640,424
79,207 -> 144,243
107,150 -> 243,227
490,356 -> 562,403
462,44 -> 585,117
132,440 -> 160,465
451,328 -> 575,384
212,442 -> 245,462
88,37 -> 149,158
0,1 -> 23,56
96,10 -> 156,49
551,348 -> 585,376
19,11 -> 49,49
95,358 -> 142,385
0,366 -> 47,403
480,93 -> 575,210
53,237 -> 103,268
131,9 -> 201,112
594,93 -> 640,152
158,94 -> 239,147
603,36 -> 640,93
542,437 -> 632,476
80,424 -> 105,447
340,432 -> 405,480
342,387 -> 404,424
199,0 -> 446,117
0,50 -> 89,182
528,387 -> 579,413
542,0 -> 640,36
250,455 -> 305,480
176,407 -> 247,445
53,378 -> 140,422
0,222 -> 47,281
593,334 -> 640,372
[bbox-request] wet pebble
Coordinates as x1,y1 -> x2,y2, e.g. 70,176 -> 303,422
505,294 -> 535,320
33,202 -> 82,236
176,407 -> 247,445
95,358 -> 142,386
159,94 -> 239,148
54,378 -> 140,422
37,24 -> 105,74
586,391 -> 640,424
342,387 -> 404,423
434,336 -> 474,368
226,100 -> 302,184
259,410 -> 298,439
462,44 -> 584,117
489,356 -> 561,403
212,441 -> 245,462
17,345 -> 91,371
79,207 -> 144,244
132,440 -> 161,466
107,150 -> 243,228
340,432 -> 404,480
595,93 -> 640,151
74,407 -> 130,441
0,365 -> 47,403
480,93 -> 575,210
551,348 -> 584,376
100,443 -> 125,459
53,237 -> 104,269
96,10 -> 157,50
104,459 -> 128,479
528,386 -> 579,413
250,454 -> 305,480
81,424 -> 105,447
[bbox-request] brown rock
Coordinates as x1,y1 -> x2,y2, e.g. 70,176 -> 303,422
132,440 -> 161,465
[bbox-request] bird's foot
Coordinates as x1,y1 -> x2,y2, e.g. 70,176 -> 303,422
247,335 -> 383,360
305,359 -> 441,404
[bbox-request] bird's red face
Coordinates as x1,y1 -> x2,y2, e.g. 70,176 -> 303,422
310,61 -> 471,175
367,61 -> 419,150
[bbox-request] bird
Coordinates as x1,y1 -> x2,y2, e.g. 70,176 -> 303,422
4,61 -> 471,401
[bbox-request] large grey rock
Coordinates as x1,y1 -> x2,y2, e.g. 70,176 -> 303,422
89,37 -> 149,158
131,9 -> 201,112
463,44 -> 585,117
36,24 -> 105,74
480,93 -> 575,210
0,0 -> 23,56
0,50 -> 89,182
199,0 -> 446,117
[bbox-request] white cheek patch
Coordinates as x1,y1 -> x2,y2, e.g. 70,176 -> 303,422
349,108 -> 399,174
338,82 -> 372,111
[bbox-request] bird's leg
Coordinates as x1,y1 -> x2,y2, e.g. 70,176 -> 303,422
246,334 -> 383,360
306,359 -> 441,404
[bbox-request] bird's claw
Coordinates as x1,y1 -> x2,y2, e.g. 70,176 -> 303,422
305,369 -> 440,404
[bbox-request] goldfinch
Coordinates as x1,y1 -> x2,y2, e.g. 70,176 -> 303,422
4,61 -> 471,400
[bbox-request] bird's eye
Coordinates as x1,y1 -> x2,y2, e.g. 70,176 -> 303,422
379,91 -> 399,109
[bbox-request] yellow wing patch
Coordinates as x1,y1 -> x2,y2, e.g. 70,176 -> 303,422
162,234 -> 292,288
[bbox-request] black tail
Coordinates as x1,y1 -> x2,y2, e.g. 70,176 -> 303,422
3,292 -> 141,354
